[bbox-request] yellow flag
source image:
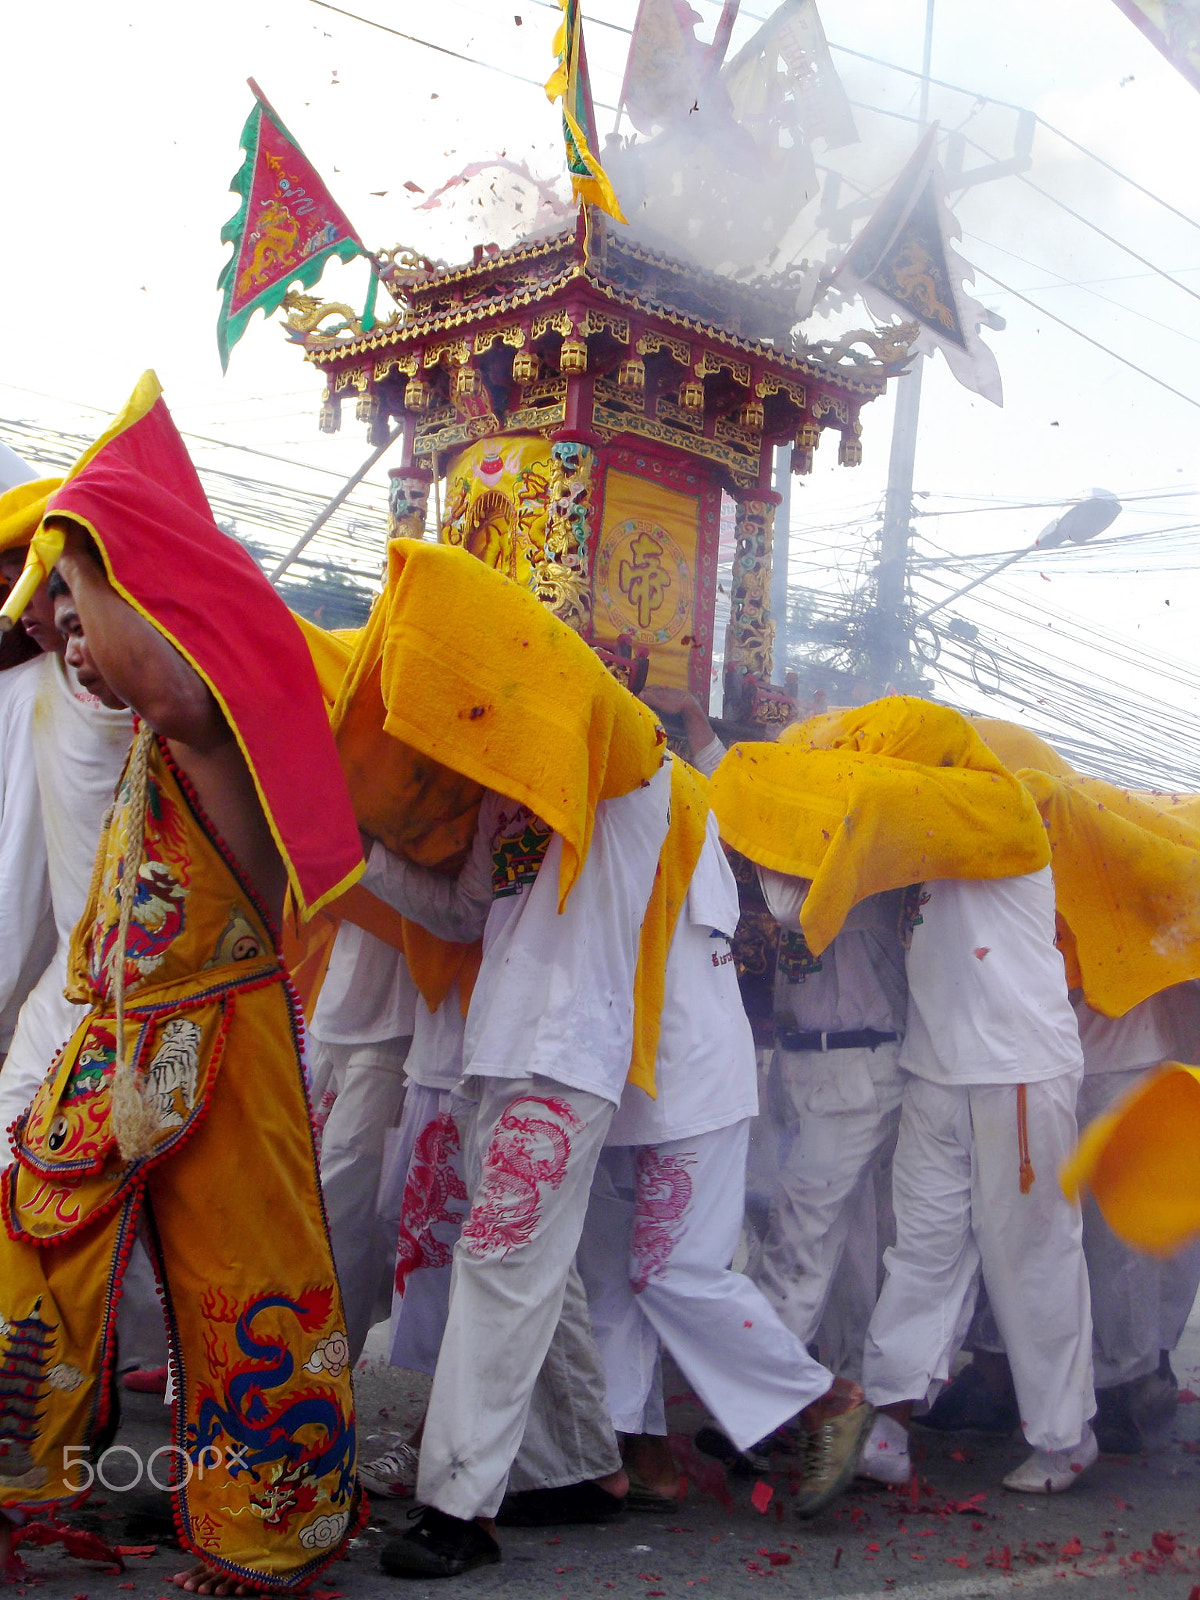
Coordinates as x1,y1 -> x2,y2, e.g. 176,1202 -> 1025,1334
545,0 -> 628,223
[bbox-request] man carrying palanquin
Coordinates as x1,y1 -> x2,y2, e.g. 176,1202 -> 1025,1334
0,375 -> 364,1596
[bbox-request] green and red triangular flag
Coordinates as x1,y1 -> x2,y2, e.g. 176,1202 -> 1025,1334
217,80 -> 369,370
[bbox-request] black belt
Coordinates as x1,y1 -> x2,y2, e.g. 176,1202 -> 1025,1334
777,1027 -> 899,1052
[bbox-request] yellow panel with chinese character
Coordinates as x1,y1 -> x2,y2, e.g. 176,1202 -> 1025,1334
439,435 -> 552,590
594,469 -> 701,692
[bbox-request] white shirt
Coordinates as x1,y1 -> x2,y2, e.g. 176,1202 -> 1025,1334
405,979 -> 467,1093
366,764 -> 672,1107
0,657 -> 53,1051
0,655 -> 132,1135
900,867 -> 1083,1086
608,812 -> 758,1145
34,655 -> 133,953
760,871 -> 908,1037
1073,991 -> 1174,1076
309,919 -> 418,1046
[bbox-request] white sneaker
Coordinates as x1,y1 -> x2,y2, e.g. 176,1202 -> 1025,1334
856,1413 -> 912,1486
1001,1426 -> 1098,1494
359,1441 -> 420,1498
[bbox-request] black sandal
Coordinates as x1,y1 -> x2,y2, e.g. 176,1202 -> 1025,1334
379,1506 -> 501,1578
496,1480 -> 626,1526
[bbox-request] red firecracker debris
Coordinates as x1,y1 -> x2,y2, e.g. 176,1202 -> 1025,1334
1060,1537 -> 1083,1557
751,1481 -> 774,1514
12,1522 -> 126,1574
973,947 -> 990,960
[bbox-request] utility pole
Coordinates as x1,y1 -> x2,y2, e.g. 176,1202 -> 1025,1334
866,0 -> 935,696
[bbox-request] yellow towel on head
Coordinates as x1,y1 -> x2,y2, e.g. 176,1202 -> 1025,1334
292,612 -> 364,711
1061,1063 -> 1200,1255
1020,772 -> 1200,1017
957,713 -> 1200,1018
628,759 -> 711,1098
0,478 -> 62,552
324,538 -> 665,1017
333,537 -> 667,910
970,716 -> 1077,778
712,698 -> 1049,955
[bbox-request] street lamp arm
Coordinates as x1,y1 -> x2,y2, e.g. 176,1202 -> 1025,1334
916,545 -> 1030,621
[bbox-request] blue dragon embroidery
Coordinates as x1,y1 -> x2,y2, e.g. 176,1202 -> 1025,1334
186,1293 -> 355,1507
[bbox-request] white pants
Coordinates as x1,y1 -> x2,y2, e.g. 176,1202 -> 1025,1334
578,1121 -> 832,1452
417,1076 -> 620,1521
815,1151 -> 897,1383
864,1070 -> 1094,1452
380,1084 -> 470,1376
115,1239 -> 169,1373
0,958 -> 83,1144
311,1035 -> 411,1364
1078,1070 -> 1200,1388
752,1043 -> 902,1364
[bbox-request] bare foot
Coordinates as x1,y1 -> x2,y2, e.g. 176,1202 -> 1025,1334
624,1434 -> 681,1497
595,1467 -> 629,1500
170,1562 -> 274,1596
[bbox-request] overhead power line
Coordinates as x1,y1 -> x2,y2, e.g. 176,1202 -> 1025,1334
969,263 -> 1200,411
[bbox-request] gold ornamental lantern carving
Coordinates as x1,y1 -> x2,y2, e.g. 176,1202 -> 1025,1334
559,335 -> 588,374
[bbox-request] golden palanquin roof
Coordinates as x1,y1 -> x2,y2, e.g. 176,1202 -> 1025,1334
292,213 -> 896,492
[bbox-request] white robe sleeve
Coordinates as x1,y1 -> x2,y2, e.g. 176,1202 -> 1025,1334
360,799 -> 495,945
0,669 -> 53,1048
691,735 -> 726,779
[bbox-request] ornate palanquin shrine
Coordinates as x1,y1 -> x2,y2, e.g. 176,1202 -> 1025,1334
291,211 -> 892,719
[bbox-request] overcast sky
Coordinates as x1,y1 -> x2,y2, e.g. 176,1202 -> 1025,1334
3,0 -> 1199,772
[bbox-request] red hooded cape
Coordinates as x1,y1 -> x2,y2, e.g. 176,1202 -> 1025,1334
44,373 -> 362,919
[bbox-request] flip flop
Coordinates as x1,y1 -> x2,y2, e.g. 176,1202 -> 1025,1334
624,1474 -> 686,1513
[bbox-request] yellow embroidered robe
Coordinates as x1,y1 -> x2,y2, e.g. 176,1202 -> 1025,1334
0,736 -> 356,1589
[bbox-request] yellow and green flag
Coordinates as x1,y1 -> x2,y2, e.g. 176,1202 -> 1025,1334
546,0 -> 628,223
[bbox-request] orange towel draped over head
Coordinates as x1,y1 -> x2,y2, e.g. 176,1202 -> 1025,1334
710,696 -> 1049,955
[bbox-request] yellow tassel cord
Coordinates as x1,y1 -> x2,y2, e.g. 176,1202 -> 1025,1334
107,725 -> 163,1163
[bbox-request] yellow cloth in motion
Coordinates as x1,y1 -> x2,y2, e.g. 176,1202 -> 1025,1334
0,739 -> 356,1588
712,697 -> 1049,955
1061,1063 -> 1200,1255
628,758 -> 710,1097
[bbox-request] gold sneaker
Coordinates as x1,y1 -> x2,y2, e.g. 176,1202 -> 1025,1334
793,1401 -> 876,1519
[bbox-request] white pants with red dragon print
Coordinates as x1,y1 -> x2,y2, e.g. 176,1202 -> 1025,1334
578,1120 -> 833,1452
416,1076 -> 622,1521
378,1083 -> 471,1376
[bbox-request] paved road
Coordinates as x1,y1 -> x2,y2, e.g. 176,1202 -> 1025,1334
11,1316 -> 1200,1599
